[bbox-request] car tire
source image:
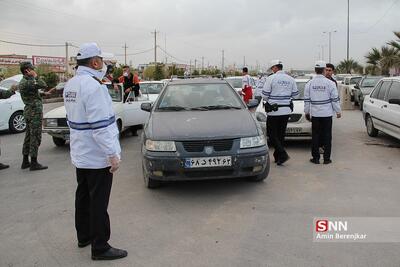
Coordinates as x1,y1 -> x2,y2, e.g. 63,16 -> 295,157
366,115 -> 379,137
8,111 -> 26,133
359,99 -> 364,111
52,137 -> 66,147
247,157 -> 271,182
142,164 -> 162,189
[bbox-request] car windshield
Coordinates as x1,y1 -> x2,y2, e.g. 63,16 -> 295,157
0,79 -> 18,90
107,84 -> 122,102
140,83 -> 164,94
350,77 -> 362,84
156,83 -> 244,111
361,77 -> 382,88
226,78 -> 242,88
293,81 -> 307,100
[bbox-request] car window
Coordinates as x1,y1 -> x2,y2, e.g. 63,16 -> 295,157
370,81 -> 382,99
140,83 -> 163,94
361,77 -> 382,88
157,83 -> 244,110
350,77 -> 362,85
226,78 -> 242,88
107,84 -> 122,102
387,81 -> 400,101
377,81 -> 392,101
0,79 -> 18,90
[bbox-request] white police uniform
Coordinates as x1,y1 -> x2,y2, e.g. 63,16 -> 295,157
304,75 -> 341,117
262,70 -> 299,116
242,74 -> 252,89
255,75 -> 266,98
64,66 -> 121,169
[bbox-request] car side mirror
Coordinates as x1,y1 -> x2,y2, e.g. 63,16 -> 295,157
247,99 -> 259,110
354,84 -> 360,89
388,99 -> 400,105
141,102 -> 152,112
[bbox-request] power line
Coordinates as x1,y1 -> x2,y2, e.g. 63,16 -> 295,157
114,48 -> 153,57
0,39 -> 65,47
356,0 -> 399,34
157,46 -> 188,64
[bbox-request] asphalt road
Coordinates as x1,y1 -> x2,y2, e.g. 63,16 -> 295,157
0,104 -> 400,267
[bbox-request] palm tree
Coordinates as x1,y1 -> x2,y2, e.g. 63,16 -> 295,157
387,31 -> 400,52
365,47 -> 381,75
337,59 -> 363,74
380,45 -> 398,75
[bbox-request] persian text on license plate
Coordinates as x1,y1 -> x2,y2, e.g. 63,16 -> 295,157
184,156 -> 232,168
286,128 -> 302,133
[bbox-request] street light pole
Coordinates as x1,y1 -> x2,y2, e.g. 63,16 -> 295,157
323,30 -> 337,63
347,0 -> 350,61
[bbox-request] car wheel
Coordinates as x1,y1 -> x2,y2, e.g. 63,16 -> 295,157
359,99 -> 364,111
52,137 -> 66,147
142,164 -> 162,189
247,157 -> 270,182
366,115 -> 379,137
8,111 -> 26,133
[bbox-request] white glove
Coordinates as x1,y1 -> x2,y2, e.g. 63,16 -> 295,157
108,155 -> 121,173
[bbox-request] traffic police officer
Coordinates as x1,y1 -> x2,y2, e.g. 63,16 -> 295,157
0,85 -> 18,170
19,62 -> 48,171
64,43 -> 127,261
254,70 -> 266,104
304,61 -> 341,164
262,60 -> 299,165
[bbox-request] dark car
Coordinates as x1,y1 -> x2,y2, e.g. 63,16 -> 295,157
140,78 -> 270,188
353,76 -> 383,109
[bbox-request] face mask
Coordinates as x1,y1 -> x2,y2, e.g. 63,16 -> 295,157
123,72 -> 128,77
95,63 -> 107,80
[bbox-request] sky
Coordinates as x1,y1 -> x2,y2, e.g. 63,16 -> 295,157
0,0 -> 399,70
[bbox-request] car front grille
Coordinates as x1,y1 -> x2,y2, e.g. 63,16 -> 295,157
288,114 -> 302,123
57,118 -> 68,127
182,139 -> 234,152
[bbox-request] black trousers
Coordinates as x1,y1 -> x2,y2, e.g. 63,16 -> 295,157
311,117 -> 333,161
75,167 -> 113,254
266,115 -> 290,161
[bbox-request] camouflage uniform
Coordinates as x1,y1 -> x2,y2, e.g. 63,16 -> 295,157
19,75 -> 47,158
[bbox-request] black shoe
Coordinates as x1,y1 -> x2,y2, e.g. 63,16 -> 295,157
309,158 -> 320,164
92,247 -> 128,261
0,163 -> 10,170
30,163 -> 48,171
277,154 -> 290,166
21,155 -> 30,169
323,159 -> 332,165
78,240 -> 91,248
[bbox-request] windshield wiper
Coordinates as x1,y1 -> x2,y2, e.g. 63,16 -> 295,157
198,105 -> 242,110
158,106 -> 188,111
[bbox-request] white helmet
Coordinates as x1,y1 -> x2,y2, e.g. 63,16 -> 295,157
314,60 -> 326,68
269,59 -> 282,69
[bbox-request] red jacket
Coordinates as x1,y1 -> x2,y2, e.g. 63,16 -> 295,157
242,85 -> 253,103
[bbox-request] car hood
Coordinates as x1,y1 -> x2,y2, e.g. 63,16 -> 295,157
147,109 -> 259,140
44,106 -> 66,118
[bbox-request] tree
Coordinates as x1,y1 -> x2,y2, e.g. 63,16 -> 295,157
154,64 -> 165,80
365,47 -> 381,75
337,59 -> 363,74
379,45 -> 398,75
41,72 -> 59,88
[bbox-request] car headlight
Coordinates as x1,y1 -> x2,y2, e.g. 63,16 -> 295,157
256,112 -> 267,122
240,135 -> 266,149
145,140 -> 176,152
45,118 -> 58,127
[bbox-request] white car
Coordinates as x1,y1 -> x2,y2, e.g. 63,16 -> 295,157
43,83 -> 155,146
363,77 -> 400,140
225,76 -> 257,93
255,78 -> 312,138
139,81 -> 165,102
0,74 -> 26,133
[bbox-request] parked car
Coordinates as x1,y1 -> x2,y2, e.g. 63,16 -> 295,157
363,77 -> 400,140
225,76 -> 257,93
0,74 -> 26,133
255,78 -> 312,138
343,76 -> 362,102
353,76 -> 383,109
140,78 -> 269,188
139,81 -> 165,102
43,83 -> 155,146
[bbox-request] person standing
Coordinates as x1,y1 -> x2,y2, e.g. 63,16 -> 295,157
64,43 -> 127,261
325,63 -> 337,87
262,60 -> 298,165
0,85 -> 18,170
254,70 -> 266,104
118,65 -> 134,101
19,62 -> 49,171
241,67 -> 253,103
304,61 -> 341,164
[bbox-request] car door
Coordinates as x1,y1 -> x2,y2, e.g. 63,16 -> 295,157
0,90 -> 12,130
123,91 -> 151,127
369,80 -> 392,130
384,81 -> 400,139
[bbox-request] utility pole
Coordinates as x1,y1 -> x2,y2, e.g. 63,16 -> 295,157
221,50 -> 224,72
201,56 -> 204,72
189,59 -> 192,74
164,33 -> 167,64
323,31 -> 337,63
194,59 -> 197,72
243,56 -> 246,67
122,43 -> 128,65
151,29 -> 159,64
65,42 -> 69,77
347,0 -> 350,61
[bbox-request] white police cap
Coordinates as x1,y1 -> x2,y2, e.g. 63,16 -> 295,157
76,42 -> 113,60
269,59 -> 282,69
315,60 -> 326,68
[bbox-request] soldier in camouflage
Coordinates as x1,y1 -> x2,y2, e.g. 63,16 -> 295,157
19,62 -> 50,171
0,86 -> 18,170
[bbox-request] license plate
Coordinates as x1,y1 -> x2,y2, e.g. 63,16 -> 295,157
286,127 -> 302,134
184,156 -> 232,168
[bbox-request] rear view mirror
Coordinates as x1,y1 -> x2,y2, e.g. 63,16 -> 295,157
141,102 -> 152,112
388,99 -> 400,105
